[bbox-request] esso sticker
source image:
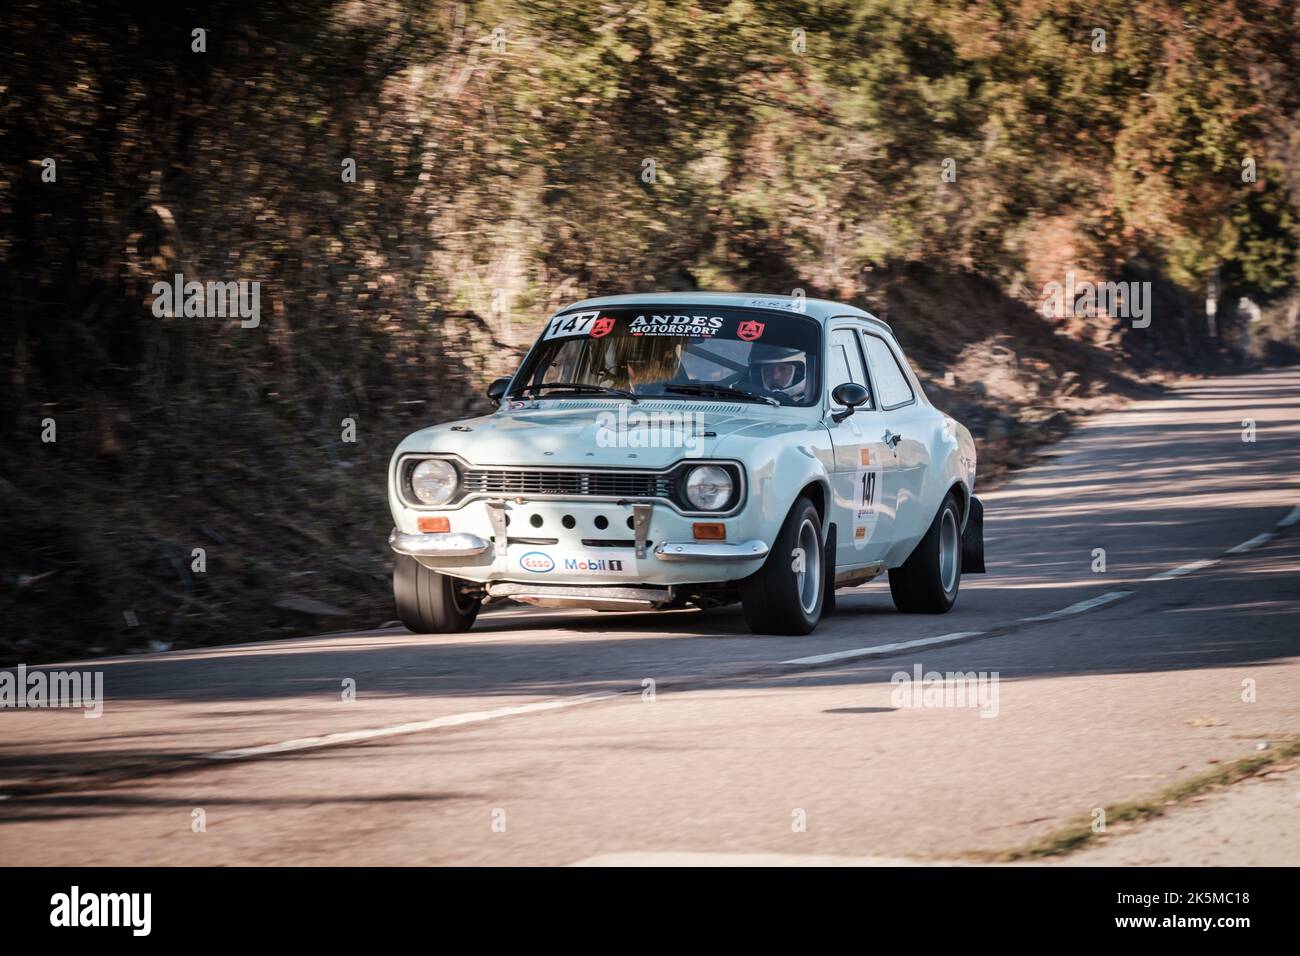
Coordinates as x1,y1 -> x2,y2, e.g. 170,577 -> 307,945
519,551 -> 555,573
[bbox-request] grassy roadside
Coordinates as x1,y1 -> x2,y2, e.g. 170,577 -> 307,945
968,734 -> 1300,862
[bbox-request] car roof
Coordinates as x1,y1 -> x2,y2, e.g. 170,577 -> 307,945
557,292 -> 893,334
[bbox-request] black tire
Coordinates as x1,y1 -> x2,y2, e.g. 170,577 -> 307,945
393,554 -> 482,633
740,497 -> 825,635
889,491 -> 962,614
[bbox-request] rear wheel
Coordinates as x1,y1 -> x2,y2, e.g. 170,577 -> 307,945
740,497 -> 825,635
393,554 -> 482,633
889,491 -> 962,613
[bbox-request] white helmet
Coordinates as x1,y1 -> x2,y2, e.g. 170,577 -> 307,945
752,345 -> 808,400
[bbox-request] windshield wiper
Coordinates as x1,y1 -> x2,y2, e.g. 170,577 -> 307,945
663,383 -> 779,406
514,382 -> 639,403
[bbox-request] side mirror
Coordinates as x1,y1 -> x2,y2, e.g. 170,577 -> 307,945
486,377 -> 511,402
831,382 -> 870,423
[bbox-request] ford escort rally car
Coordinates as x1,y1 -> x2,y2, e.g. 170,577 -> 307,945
388,292 -> 984,635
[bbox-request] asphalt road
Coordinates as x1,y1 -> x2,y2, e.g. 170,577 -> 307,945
2,368 -> 1299,865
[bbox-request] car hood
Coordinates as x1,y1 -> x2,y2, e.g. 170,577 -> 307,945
396,400 -> 817,469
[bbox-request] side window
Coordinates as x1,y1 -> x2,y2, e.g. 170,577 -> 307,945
861,333 -> 915,409
827,328 -> 873,407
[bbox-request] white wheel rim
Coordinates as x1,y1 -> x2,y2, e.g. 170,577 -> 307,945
795,518 -> 821,615
939,507 -> 959,594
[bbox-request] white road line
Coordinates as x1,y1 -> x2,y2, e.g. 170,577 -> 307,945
1146,559 -> 1219,581
783,632 -> 984,666
1138,504 -> 1297,579
1019,590 -> 1131,622
202,692 -> 619,762
1228,532 -> 1276,554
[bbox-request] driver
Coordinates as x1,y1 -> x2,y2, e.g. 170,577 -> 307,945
752,346 -> 808,402
614,337 -> 684,390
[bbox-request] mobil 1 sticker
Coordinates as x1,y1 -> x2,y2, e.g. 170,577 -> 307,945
853,445 -> 883,550
558,551 -> 638,576
543,310 -> 601,340
515,548 -> 639,576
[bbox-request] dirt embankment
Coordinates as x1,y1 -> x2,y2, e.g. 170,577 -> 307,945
873,265 -> 1249,482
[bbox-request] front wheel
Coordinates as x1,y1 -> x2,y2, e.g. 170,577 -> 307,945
740,497 -> 825,635
393,554 -> 482,633
889,491 -> 962,613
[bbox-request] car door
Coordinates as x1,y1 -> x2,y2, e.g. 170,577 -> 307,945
859,329 -> 931,560
824,324 -> 899,568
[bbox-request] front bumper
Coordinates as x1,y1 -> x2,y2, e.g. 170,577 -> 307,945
387,497 -> 771,586
389,529 -> 490,558
653,540 -> 769,561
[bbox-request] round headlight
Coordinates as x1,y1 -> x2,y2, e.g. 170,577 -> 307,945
684,465 -> 734,511
409,459 -> 458,506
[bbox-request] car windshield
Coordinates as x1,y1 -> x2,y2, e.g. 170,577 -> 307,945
512,306 -> 822,407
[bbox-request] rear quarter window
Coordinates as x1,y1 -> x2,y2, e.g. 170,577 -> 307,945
861,333 -> 915,409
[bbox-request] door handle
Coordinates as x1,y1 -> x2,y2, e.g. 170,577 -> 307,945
883,430 -> 902,448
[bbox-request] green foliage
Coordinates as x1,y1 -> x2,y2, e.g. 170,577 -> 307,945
1221,171 -> 1300,304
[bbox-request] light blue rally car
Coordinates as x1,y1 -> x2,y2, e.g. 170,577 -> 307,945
388,293 -> 984,635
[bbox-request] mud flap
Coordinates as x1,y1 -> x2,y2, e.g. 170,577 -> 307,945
962,496 -> 986,573
822,522 -> 837,614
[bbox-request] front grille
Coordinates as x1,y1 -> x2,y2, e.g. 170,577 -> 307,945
460,468 -> 673,499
